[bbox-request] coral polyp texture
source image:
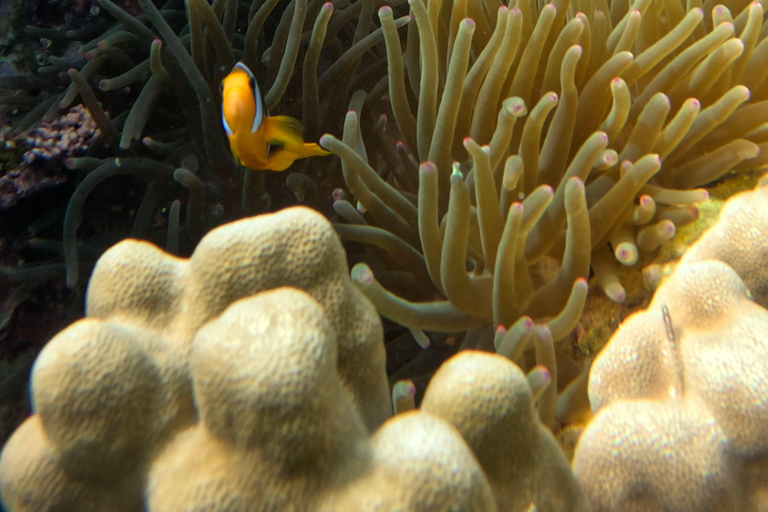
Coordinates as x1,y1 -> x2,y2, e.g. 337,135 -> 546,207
325,0 -> 768,350
0,203 -> 588,512
0,207 -> 394,512
0,104 -> 99,209
573,181 -> 768,511
421,351 -> 591,512
677,179 -> 768,307
147,289 -> 496,512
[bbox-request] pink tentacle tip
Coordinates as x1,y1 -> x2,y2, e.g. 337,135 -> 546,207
420,161 -> 437,173
529,366 -> 552,389
688,98 -> 701,108
379,5 -> 392,15
461,18 -> 476,29
511,7 -> 522,15
323,2 -> 333,9
352,265 -> 374,285
400,383 -> 416,397
611,289 -> 626,303
496,324 -> 506,335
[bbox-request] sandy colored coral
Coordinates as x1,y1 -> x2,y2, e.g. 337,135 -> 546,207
421,351 -> 591,512
574,259 -> 768,511
147,288 -> 371,512
1,284 -> 498,512
151,289 -> 497,511
678,180 -> 768,307
86,205 -> 390,429
0,207 -> 391,512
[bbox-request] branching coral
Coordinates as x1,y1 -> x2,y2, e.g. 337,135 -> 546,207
322,0 -> 768,354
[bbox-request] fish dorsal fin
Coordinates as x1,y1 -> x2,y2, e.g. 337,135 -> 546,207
232,62 -> 266,134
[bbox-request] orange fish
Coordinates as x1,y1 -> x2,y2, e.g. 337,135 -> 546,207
221,62 -> 330,171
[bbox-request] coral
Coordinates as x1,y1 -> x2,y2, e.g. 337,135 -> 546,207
0,208 -> 391,510
0,104 -> 99,210
20,104 -> 99,165
678,180 -> 768,307
0,288 -> 497,512
84,206 -> 390,428
421,350 -> 591,512
1,225 -> 595,512
573,181 -> 768,510
147,289 -> 497,512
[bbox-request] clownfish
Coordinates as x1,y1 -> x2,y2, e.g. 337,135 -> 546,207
221,62 -> 330,171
